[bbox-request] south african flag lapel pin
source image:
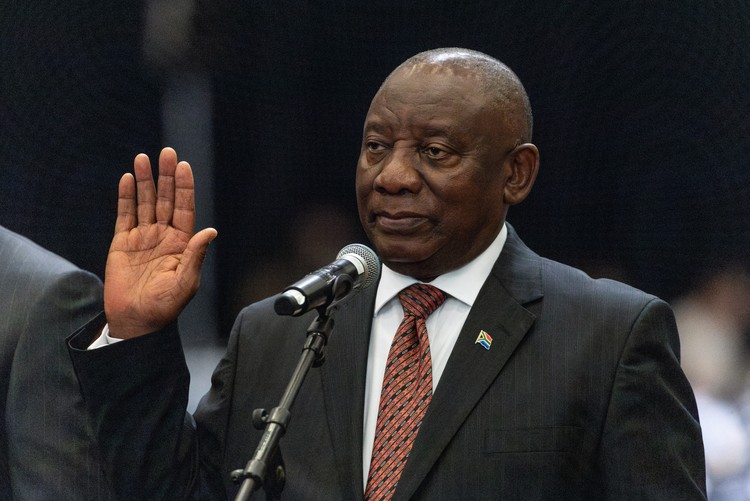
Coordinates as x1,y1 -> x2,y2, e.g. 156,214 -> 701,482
475,330 -> 493,350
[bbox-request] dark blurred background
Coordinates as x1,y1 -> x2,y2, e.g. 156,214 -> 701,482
3,2 -> 750,496
1,1 -> 749,345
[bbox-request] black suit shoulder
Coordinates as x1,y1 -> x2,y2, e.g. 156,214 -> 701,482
540,255 -> 654,302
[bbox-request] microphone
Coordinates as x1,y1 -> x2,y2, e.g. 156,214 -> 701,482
274,244 -> 380,316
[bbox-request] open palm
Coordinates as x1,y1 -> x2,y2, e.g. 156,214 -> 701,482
104,148 -> 217,339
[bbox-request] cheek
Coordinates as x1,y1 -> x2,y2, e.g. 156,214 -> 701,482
439,179 -> 503,229
355,165 -> 371,200
355,167 -> 374,224
355,153 -> 378,183
432,174 -> 487,210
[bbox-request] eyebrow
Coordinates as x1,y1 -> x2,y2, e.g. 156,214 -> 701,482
363,120 -> 456,139
363,121 -> 390,135
420,125 -> 453,138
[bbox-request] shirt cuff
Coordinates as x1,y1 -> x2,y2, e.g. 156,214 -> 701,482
87,324 -> 125,350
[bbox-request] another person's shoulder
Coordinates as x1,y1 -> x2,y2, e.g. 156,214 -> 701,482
0,224 -> 102,303
0,224 -> 87,275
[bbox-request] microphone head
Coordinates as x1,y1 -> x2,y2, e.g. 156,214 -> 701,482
336,243 -> 380,290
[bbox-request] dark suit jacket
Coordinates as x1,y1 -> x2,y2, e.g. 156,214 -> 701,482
0,225 -> 113,500
69,225 -> 706,500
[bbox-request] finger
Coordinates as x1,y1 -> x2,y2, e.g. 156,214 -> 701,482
172,159 -> 196,236
114,173 -> 137,234
134,153 -> 157,226
156,147 -> 177,225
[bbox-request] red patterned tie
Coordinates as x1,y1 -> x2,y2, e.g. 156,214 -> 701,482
365,283 -> 447,500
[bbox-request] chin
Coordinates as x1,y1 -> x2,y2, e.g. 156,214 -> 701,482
372,238 -> 438,277
371,236 -> 429,262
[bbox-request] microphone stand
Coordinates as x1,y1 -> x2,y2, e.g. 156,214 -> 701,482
232,277 -> 351,500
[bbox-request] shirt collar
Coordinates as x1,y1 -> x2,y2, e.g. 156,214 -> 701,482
374,223 -> 508,315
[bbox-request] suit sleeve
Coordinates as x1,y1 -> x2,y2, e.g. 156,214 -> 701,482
68,311 -> 246,501
599,298 -> 707,499
68,316 -> 202,500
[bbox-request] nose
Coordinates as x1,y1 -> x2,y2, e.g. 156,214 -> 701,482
373,147 -> 422,195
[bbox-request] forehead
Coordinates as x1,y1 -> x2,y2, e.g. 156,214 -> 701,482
366,65 -> 497,132
376,63 -> 489,103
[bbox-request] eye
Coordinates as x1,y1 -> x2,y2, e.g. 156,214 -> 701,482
422,144 -> 451,160
366,141 -> 387,153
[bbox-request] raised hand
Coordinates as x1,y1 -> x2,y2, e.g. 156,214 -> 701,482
104,147 -> 218,339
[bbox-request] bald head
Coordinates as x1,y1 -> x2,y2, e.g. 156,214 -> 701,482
384,48 -> 533,142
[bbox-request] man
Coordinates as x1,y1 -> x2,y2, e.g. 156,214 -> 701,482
69,48 -> 706,499
0,225 -> 112,500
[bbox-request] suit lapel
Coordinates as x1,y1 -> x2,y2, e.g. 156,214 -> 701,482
318,285 -> 377,500
394,225 -> 544,500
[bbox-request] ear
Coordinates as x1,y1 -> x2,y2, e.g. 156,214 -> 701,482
502,143 -> 539,205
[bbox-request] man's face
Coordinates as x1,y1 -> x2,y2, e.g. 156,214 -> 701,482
356,64 -> 516,281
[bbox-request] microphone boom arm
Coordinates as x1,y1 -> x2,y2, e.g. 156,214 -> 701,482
232,310 -> 335,501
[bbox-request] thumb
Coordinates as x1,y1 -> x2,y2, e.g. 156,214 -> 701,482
183,227 -> 218,279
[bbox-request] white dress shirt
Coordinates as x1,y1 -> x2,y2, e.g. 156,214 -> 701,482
361,223 -> 507,486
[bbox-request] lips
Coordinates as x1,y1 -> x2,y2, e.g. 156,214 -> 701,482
372,211 -> 430,233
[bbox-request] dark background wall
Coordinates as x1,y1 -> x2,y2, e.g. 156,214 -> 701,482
2,1 -> 749,336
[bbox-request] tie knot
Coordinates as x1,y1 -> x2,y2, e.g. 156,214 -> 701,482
398,283 -> 446,319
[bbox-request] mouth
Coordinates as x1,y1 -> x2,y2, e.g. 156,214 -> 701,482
372,211 -> 430,233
